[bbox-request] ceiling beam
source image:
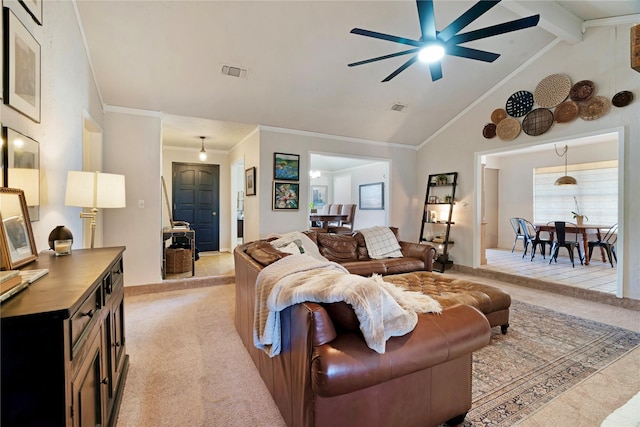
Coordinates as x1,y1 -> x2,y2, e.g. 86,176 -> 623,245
502,1 -> 583,44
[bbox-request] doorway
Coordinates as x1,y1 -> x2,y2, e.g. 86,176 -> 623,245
172,162 -> 220,252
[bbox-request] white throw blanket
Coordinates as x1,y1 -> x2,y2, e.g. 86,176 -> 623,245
254,255 -> 442,357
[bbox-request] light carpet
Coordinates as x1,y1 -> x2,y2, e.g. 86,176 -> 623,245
118,285 -> 640,427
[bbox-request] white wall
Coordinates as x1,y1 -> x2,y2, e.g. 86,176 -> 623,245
229,128 -> 260,243
257,128 -> 417,241
103,109 -> 162,286
418,23 -> 640,299
0,1 -> 103,253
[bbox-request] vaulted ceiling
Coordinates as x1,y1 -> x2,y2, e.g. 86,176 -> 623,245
76,1 -> 639,152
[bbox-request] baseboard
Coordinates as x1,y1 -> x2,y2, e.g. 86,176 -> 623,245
124,275 -> 235,297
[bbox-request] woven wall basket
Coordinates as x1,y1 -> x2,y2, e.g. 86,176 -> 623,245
496,117 -> 521,141
534,73 -> 571,108
554,101 -> 579,123
523,108 -> 554,136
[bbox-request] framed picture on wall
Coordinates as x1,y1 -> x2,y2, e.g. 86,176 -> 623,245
359,182 -> 384,210
273,152 -> 299,181
245,167 -> 256,196
311,185 -> 328,209
273,181 -> 299,210
19,0 -> 43,25
3,8 -> 41,122
2,126 -> 40,221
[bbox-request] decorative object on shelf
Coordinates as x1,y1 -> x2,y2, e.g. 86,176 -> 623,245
54,239 -> 72,256
482,123 -> 497,138
534,73 -> 571,108
579,95 -> 611,121
522,108 -> 554,136
1,126 -> 40,220
273,181 -> 299,210
612,90 -> 633,107
436,174 -> 448,185
553,145 -> 577,186
429,196 -> 438,204
569,80 -> 596,102
444,194 -> 452,203
505,90 -> 534,117
198,136 -> 207,161
48,225 -> 73,250
245,166 -> 256,196
273,152 -> 299,181
554,100 -> 579,123
490,108 -> 507,124
65,171 -> 126,248
359,182 -> 384,210
3,8 -> 41,122
496,117 -> 521,141
0,188 -> 37,270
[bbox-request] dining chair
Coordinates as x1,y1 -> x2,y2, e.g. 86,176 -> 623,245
509,217 -> 526,253
519,218 -> 552,261
328,204 -> 356,235
548,221 -> 583,268
326,204 -> 343,227
588,223 -> 618,268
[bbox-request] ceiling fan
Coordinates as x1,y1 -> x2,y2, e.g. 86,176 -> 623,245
348,0 -> 540,82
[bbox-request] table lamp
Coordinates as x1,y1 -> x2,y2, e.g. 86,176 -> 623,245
65,171 -> 126,248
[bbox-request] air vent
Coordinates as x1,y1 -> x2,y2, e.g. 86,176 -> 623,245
221,65 -> 248,78
391,103 -> 407,112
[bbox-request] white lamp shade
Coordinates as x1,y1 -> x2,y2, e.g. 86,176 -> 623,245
65,171 -> 126,208
8,168 -> 39,206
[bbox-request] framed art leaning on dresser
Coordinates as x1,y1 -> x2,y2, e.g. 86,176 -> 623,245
0,188 -> 37,270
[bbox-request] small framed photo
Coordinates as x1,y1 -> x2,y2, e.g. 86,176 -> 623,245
245,167 -> 256,196
273,181 -> 299,210
359,182 -> 384,210
3,8 -> 41,122
429,196 -> 438,204
0,188 -> 37,270
274,152 -> 299,181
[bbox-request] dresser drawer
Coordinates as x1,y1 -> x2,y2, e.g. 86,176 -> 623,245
104,257 -> 124,303
70,288 -> 101,357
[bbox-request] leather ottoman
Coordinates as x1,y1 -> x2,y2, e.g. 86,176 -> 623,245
383,271 -> 511,334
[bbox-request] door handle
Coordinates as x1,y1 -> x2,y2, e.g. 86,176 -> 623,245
212,212 -> 217,216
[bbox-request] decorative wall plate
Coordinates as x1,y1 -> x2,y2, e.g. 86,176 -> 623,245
612,91 -> 633,107
483,123 -> 497,138
554,101 -> 579,123
505,91 -> 534,117
491,108 -> 507,124
579,96 -> 611,120
534,74 -> 571,108
496,117 -> 521,141
522,108 -> 554,136
569,80 -> 596,102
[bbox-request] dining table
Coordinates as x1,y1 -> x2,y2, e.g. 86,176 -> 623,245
535,223 -> 611,265
309,214 -> 347,231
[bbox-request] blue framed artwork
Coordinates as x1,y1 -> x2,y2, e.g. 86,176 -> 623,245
273,152 -> 299,181
359,182 -> 384,210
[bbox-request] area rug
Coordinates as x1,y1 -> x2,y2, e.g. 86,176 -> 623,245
462,300 -> 640,426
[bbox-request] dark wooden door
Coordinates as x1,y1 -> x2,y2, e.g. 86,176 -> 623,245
172,163 -> 220,252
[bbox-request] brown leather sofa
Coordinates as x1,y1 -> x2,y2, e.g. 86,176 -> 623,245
305,227 -> 436,276
234,242 -> 492,427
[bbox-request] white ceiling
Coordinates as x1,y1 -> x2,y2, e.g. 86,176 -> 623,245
76,1 -> 640,152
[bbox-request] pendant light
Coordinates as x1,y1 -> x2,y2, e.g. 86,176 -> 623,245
199,136 -> 207,161
554,144 -> 577,185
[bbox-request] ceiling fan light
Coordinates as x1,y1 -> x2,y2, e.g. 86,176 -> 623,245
554,175 -> 577,186
418,44 -> 445,63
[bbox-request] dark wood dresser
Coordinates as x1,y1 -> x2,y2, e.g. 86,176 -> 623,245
1,247 -> 129,427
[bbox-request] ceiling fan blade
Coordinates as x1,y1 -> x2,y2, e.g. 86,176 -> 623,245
448,15 -> 540,45
416,0 -> 437,40
446,45 -> 500,62
429,61 -> 443,81
437,0 -> 501,42
350,28 -> 422,47
382,56 -> 419,82
348,48 -> 420,67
